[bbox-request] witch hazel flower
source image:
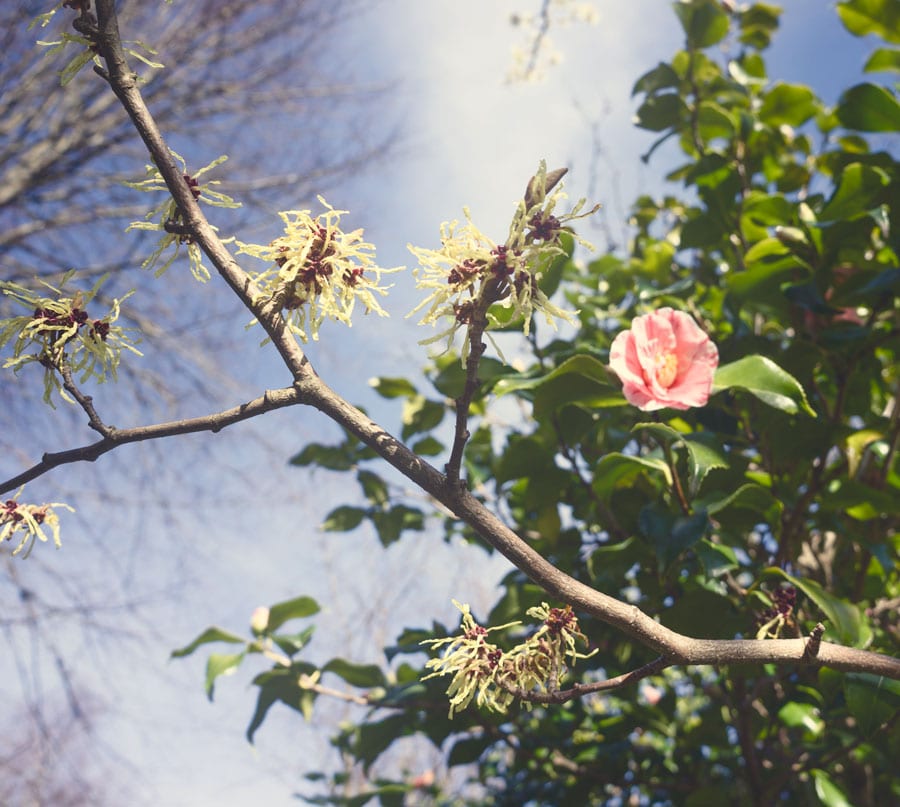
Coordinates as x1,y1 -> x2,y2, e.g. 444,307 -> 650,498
408,162 -> 596,361
0,271 -> 141,405
1,488 -> 73,558
609,307 -> 718,411
125,151 -> 240,282
236,197 -> 401,342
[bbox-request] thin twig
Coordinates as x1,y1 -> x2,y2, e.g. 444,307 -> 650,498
498,656 -> 670,704
0,387 -> 305,496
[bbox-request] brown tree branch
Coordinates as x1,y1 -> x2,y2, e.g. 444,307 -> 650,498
0,387 -> 304,496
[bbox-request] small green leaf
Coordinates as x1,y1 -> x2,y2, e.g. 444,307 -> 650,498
322,505 -> 367,532
357,470 -> 389,507
674,0 -> 730,48
205,651 -> 245,700
369,504 -> 424,547
368,376 -> 418,399
777,702 -> 824,736
401,396 -> 445,440
323,658 -> 388,688
713,355 -> 816,417
632,62 -> 680,95
170,626 -> 246,658
271,626 -> 315,657
633,93 -> 686,132
683,436 -> 729,492
592,453 -> 672,498
837,83 -> 900,132
412,436 -> 444,456
246,663 -> 318,743
267,595 -> 320,632
810,769 -> 853,807
864,47 -> 900,72
633,423 -> 729,492
289,441 -> 355,471
738,2 -> 781,49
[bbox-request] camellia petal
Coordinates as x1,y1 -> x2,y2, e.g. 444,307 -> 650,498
609,308 -> 718,411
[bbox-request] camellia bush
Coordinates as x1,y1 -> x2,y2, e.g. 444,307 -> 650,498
2,1 -> 900,805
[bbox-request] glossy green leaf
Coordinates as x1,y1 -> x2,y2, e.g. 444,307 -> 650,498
633,93 -> 685,132
713,355 -> 816,416
323,658 -> 388,688
632,61 -> 680,95
777,701 -> 824,736
819,163 -> 889,221
864,47 -> 900,72
592,453 -> 672,498
506,352 -> 601,392
837,0 -> 900,43
759,83 -> 818,126
205,651 -> 245,700
272,626 -> 315,657
738,2 -> 781,49
170,627 -> 246,658
267,595 -> 320,632
632,423 -> 728,492
837,83 -> 900,131
811,769 -> 853,807
430,355 -> 509,398
674,0 -> 730,48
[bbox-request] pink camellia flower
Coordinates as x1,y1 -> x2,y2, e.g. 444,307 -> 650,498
609,307 -> 718,411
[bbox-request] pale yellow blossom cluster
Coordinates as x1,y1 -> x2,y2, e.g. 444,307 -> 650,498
237,198 -> 400,342
0,272 -> 141,405
407,161 -> 593,361
423,600 -> 595,717
125,152 -> 240,281
1,489 -> 73,558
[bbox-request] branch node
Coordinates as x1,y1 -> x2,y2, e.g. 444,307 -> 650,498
802,622 -> 826,662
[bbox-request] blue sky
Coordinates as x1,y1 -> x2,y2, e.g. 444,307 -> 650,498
2,2 -> 882,804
